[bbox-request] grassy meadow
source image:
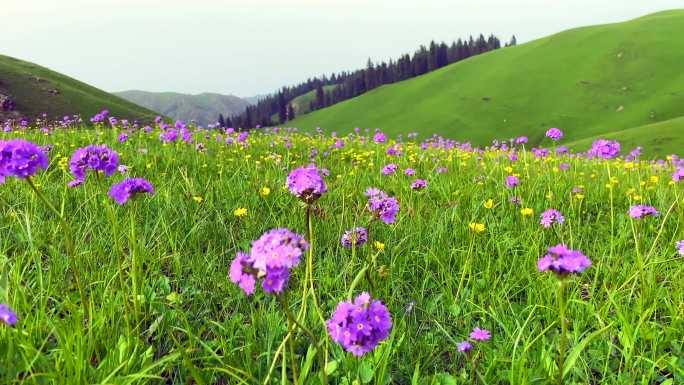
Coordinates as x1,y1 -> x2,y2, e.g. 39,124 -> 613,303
1,123 -> 683,385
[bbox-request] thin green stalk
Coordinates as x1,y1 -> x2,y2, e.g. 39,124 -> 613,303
557,278 -> 567,385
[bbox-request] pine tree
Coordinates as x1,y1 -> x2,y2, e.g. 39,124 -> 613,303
218,114 -> 225,128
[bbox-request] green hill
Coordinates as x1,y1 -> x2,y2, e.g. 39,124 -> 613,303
115,90 -> 250,126
0,54 -> 157,123
289,10 -> 684,155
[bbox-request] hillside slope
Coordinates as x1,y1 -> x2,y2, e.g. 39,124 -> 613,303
115,90 -> 250,126
289,10 -> 684,154
0,54 -> 157,123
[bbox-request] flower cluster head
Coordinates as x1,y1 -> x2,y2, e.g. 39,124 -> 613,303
366,188 -> 400,224
381,163 -> 398,175
341,227 -> 369,249
588,139 -> 621,160
546,128 -> 564,141
458,327 -> 491,354
230,228 -> 309,295
109,178 -> 154,205
118,133 -> 129,143
404,168 -> 415,176
628,205 -> 659,219
287,164 -> 327,204
537,244 -> 592,275
69,145 -> 119,184
505,175 -> 519,188
677,240 -> 684,257
373,131 -> 387,144
540,209 -> 564,228
0,139 -> 49,183
326,292 -> 392,357
160,129 -> 179,143
410,178 -> 428,190
672,168 -> 684,182
0,304 -> 17,326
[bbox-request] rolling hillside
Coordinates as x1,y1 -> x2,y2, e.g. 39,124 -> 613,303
0,54 -> 157,123
115,90 -> 250,126
289,10 -> 684,155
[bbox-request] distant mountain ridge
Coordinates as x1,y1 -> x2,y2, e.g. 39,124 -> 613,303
115,90 -> 250,126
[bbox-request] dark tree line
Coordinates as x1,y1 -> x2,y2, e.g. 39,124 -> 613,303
226,34 -> 516,129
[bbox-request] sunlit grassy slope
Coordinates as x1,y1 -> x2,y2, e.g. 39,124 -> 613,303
290,10 -> 684,154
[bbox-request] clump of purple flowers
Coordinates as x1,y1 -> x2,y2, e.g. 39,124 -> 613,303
505,175 -> 519,188
0,139 -> 49,183
109,178 -> 155,205
540,209 -> 564,228
69,145 -> 119,184
341,227 -> 369,249
326,292 -> 392,357
0,304 -> 17,326
672,168 -> 684,182
366,188 -> 400,224
160,129 -> 178,143
546,128 -> 563,141
230,228 -> 309,295
677,240 -> 684,257
537,244 -> 592,275
410,178 -> 428,190
381,163 -> 398,175
628,205 -> 659,219
287,164 -> 327,204
588,139 -> 621,159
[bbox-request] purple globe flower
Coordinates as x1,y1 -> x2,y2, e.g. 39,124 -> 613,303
404,168 -> 415,176
546,128 -> 564,141
515,136 -> 528,144
367,188 -> 400,224
540,209 -> 564,228
373,131 -> 387,144
677,240 -> 684,257
588,139 -> 621,159
0,139 -> 49,183
505,175 -> 519,188
436,166 -> 448,174
457,341 -> 473,352
326,292 -> 392,357
410,178 -> 428,190
247,228 -> 308,272
341,227 -> 369,249
69,145 -> 119,184
532,147 -> 550,158
0,304 -> 17,326
381,163 -> 398,175
672,168 -> 684,182
537,244 -> 592,275
109,178 -> 155,205
160,129 -> 179,143
229,252 -> 257,295
287,164 -> 327,204
628,205 -> 659,219
118,133 -> 129,143
469,327 -> 491,341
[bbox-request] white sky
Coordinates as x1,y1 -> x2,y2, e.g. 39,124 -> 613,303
2,0 -> 682,97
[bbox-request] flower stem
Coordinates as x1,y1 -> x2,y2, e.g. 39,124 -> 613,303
557,279 -> 567,385
25,177 -> 88,319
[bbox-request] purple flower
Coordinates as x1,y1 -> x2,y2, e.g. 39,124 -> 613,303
0,139 -> 49,182
469,327 -> 491,341
537,244 -> 592,275
117,165 -> 129,174
588,139 -> 620,159
248,228 -> 308,272
572,186 -> 584,194
626,147 -> 642,162
229,252 -> 256,295
410,178 -> 428,190
373,131 -> 387,144
118,133 -> 129,143
515,136 -> 528,144
0,304 -> 17,326
109,178 -> 154,205
287,164 -> 327,203
628,205 -> 659,219
341,227 -> 369,248
68,145 -> 119,183
672,168 -> 684,182
160,129 -> 178,143
457,341 -> 473,352
505,175 -> 519,188
381,163 -> 398,175
540,209 -> 564,228
436,166 -> 448,174
326,292 -> 392,357
546,128 -> 563,141
559,162 -> 570,171
367,188 -> 400,224
677,240 -> 684,257
404,168 -> 415,176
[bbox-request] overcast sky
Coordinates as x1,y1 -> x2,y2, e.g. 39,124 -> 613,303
2,0 -> 682,97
